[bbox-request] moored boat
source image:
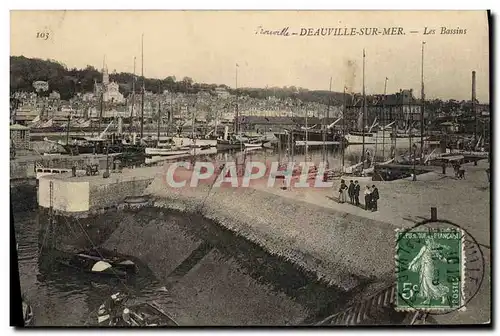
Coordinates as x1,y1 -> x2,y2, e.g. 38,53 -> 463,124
216,139 -> 244,150
345,130 -> 430,145
97,292 -> 178,327
55,249 -> 137,277
145,147 -> 190,156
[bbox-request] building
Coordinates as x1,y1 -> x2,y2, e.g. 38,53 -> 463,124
49,91 -> 61,100
32,80 -> 49,92
214,87 -> 230,99
235,116 -> 342,133
94,65 -> 125,104
10,124 -> 30,150
345,89 -> 424,131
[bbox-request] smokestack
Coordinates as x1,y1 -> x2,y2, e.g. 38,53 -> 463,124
472,71 -> 476,102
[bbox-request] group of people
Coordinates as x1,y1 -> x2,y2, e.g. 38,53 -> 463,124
338,180 -> 379,212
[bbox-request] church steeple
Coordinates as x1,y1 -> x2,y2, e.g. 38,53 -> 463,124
103,67 -> 109,85
102,55 -> 109,85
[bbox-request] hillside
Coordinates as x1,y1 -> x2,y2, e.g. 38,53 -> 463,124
10,56 -> 345,104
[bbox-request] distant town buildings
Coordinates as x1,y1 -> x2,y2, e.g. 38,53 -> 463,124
10,124 -> 30,150
214,87 -> 230,99
32,80 -> 49,92
49,91 -> 61,100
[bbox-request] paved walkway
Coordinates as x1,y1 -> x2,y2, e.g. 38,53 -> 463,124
255,159 -> 490,246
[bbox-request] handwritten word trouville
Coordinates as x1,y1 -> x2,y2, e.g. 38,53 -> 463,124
255,26 -> 467,37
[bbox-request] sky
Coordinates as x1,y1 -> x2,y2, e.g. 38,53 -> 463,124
10,10 -> 490,102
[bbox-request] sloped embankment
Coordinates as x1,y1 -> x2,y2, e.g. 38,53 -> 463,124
146,178 -> 397,292
101,207 -> 355,325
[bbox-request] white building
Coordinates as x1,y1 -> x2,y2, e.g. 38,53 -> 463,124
214,87 -> 230,99
49,91 -> 61,100
94,66 -> 125,104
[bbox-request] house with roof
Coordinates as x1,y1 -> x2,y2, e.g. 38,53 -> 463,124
10,124 -> 30,150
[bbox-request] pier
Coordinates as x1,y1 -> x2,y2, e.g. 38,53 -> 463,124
37,167 -> 156,215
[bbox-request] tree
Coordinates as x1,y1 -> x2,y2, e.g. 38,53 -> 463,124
182,76 -> 194,87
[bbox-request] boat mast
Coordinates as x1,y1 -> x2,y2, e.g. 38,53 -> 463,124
305,108 -> 308,163
129,57 -> 136,134
362,48 -> 366,163
214,108 -> 218,138
235,63 -> 242,152
66,114 -> 71,145
472,70 -> 477,147
382,77 -> 388,160
341,86 -> 346,170
323,77 -> 332,164
156,81 -> 161,147
99,85 -> 104,138
420,41 -> 426,159
140,33 -> 145,140
409,90 -> 413,155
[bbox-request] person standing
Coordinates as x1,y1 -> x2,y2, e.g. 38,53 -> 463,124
364,185 -> 372,211
371,185 -> 379,212
348,180 -> 355,204
354,180 -> 360,206
338,179 -> 347,203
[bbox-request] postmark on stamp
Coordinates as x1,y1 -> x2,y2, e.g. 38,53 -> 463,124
395,227 -> 465,311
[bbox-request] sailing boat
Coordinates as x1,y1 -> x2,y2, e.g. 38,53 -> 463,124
144,94 -> 189,157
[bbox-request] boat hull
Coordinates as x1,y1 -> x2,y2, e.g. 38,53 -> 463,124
244,143 -> 263,148
216,141 -> 243,150
145,148 -> 190,156
346,133 -> 430,145
274,132 -> 346,146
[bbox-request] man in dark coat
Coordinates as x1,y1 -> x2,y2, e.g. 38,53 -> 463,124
371,185 -> 379,211
348,180 -> 355,204
353,180 -> 360,206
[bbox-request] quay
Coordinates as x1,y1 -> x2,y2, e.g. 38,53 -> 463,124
35,158 -> 490,323
10,152 -> 120,180
145,159 -> 490,324
37,166 -> 156,215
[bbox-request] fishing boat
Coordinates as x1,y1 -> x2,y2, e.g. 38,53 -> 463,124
216,139 -> 243,150
243,142 -> 264,148
277,129 -> 345,143
97,292 -> 178,327
345,129 -> 429,145
55,249 -> 136,277
61,137 -> 107,155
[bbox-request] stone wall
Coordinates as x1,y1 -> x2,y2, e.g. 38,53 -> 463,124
89,177 -> 154,210
10,160 -> 36,179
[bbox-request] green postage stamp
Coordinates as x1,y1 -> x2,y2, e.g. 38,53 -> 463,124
395,228 -> 465,311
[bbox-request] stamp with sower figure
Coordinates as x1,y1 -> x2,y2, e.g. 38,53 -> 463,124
395,219 -> 485,315
396,228 -> 464,311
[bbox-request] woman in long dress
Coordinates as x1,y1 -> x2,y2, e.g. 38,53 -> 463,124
408,236 -> 451,305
